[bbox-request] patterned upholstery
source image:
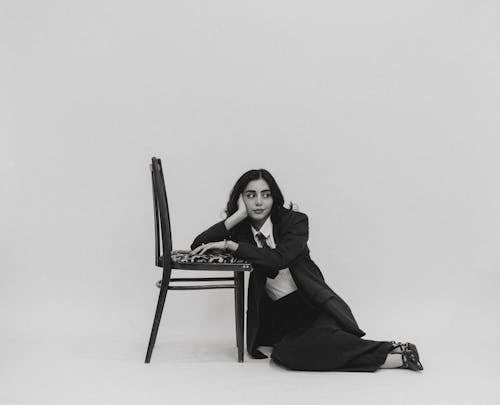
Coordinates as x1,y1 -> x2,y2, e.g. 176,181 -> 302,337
170,250 -> 249,264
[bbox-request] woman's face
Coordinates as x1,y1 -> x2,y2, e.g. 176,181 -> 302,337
243,179 -> 274,224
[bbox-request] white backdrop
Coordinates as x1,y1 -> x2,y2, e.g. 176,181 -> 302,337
1,0 -> 499,383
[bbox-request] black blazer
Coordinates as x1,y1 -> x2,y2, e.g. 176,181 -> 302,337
191,209 -> 365,359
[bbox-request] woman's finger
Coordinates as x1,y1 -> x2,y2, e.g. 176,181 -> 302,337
190,244 -> 205,255
200,243 -> 212,255
190,241 -> 222,256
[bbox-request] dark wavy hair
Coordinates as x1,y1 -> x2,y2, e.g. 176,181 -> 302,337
222,169 -> 297,224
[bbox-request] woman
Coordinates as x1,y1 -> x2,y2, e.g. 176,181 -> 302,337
189,169 -> 423,372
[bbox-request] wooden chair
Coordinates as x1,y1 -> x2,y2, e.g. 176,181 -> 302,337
145,157 -> 252,363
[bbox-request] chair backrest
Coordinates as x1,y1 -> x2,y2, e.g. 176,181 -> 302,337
150,157 -> 173,269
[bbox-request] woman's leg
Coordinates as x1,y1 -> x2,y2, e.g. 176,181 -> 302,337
265,293 -> 422,372
272,322 -> 394,372
255,293 -> 279,346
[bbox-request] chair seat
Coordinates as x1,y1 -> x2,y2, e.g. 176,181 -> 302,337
157,250 -> 250,268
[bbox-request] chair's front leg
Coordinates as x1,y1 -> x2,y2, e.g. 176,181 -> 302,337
234,271 -> 245,362
145,267 -> 172,363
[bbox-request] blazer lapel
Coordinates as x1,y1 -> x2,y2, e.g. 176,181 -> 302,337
272,217 -> 280,245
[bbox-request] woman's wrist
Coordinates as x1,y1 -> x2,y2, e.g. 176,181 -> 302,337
226,241 -> 238,252
224,211 -> 246,231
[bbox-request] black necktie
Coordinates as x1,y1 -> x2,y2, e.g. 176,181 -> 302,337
256,232 -> 271,249
255,231 -> 279,279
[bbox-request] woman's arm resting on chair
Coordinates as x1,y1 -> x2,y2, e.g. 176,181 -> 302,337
190,210 -> 247,250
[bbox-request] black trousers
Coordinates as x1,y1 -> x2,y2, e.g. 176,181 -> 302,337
257,290 -> 393,372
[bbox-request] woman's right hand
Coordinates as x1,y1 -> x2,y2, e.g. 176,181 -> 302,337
236,193 -> 248,219
223,193 -> 248,232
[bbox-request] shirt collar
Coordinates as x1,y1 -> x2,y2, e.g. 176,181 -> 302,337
251,215 -> 273,240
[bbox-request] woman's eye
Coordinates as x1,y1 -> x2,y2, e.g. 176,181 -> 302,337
246,192 -> 271,198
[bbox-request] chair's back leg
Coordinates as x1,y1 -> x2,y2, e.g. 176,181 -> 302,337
145,267 -> 172,363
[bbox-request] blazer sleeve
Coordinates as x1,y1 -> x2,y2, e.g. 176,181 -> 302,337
233,212 -> 309,271
190,220 -> 232,250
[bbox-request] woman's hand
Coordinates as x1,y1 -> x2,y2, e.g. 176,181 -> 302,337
189,240 -> 227,256
236,193 -> 248,219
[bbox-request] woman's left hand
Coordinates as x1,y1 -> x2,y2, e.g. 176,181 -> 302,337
189,241 -> 226,256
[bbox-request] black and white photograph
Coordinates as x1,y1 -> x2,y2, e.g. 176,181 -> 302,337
1,1 -> 499,404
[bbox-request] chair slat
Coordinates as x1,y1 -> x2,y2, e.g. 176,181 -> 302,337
156,279 -> 235,288
168,284 -> 236,290
171,277 -> 235,282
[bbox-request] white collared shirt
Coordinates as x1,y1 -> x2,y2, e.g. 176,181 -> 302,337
251,216 -> 298,301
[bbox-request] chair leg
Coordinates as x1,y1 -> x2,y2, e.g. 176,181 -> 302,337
145,268 -> 171,363
234,271 -> 245,362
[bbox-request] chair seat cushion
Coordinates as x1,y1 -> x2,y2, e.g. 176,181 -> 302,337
166,250 -> 249,264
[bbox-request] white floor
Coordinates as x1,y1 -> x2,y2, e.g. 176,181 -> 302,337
2,334 -> 499,405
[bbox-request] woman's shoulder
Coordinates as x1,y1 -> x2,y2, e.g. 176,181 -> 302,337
276,207 -> 308,225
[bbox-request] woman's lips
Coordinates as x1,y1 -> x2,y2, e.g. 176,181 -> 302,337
253,210 -> 264,214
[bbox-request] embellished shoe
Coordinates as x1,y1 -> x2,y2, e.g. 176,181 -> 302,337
390,341 -> 424,371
